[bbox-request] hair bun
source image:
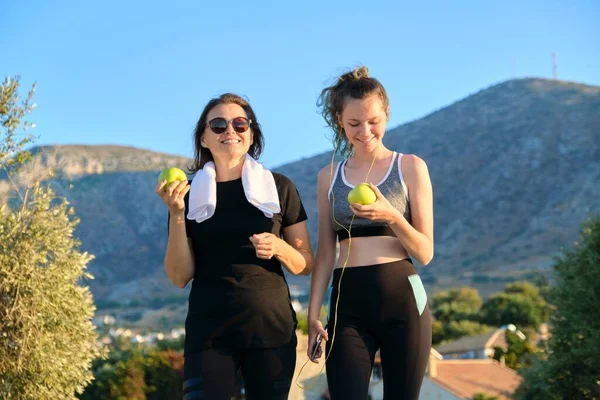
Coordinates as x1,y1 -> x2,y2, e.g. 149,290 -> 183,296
353,66 -> 369,79
338,66 -> 370,83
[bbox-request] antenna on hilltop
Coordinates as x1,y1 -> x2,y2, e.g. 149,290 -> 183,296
552,52 -> 558,80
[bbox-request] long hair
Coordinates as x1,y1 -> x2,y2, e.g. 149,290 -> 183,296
317,66 -> 389,157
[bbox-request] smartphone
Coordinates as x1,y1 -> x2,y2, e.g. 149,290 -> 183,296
311,323 -> 328,361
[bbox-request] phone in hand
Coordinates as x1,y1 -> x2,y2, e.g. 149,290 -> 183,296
311,323 -> 328,361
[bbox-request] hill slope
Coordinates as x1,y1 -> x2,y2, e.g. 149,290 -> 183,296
1,78 -> 598,306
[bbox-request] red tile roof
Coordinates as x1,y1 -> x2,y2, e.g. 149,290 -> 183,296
430,359 -> 522,400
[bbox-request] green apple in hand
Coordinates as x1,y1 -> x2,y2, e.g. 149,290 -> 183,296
347,183 -> 377,205
158,167 -> 188,191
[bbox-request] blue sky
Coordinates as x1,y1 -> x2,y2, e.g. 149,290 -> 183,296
3,0 -> 599,168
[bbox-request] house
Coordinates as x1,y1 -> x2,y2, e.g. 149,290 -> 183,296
364,349 -> 522,400
419,349 -> 523,400
435,328 -> 507,360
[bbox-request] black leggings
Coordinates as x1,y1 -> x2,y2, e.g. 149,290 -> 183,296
325,259 -> 432,400
183,346 -> 296,400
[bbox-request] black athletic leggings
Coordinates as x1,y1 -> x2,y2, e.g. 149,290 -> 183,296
325,259 -> 432,400
183,346 -> 296,400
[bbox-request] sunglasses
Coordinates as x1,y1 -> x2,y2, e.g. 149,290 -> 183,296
207,117 -> 252,134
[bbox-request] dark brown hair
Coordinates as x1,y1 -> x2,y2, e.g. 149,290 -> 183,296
189,93 -> 264,172
317,66 -> 390,157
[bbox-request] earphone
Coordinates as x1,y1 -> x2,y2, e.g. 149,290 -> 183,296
295,137 -> 377,390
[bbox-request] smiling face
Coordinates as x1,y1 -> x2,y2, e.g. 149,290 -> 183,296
200,103 -> 254,163
338,95 -> 388,155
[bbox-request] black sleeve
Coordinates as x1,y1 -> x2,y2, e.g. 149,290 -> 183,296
166,191 -> 192,238
275,173 -> 308,228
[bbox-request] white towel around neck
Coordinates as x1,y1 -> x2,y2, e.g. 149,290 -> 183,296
187,154 -> 281,223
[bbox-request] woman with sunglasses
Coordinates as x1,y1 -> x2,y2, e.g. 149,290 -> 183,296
307,67 -> 434,399
155,93 -> 314,399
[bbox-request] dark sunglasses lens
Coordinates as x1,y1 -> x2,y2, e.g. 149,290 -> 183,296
232,118 -> 250,133
209,118 -> 227,133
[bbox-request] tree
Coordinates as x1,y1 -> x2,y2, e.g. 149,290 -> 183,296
430,287 -> 493,344
472,393 -> 499,400
445,320 -> 493,341
493,329 -> 539,370
0,76 -> 100,399
110,352 -> 147,400
155,335 -> 185,352
80,347 -> 147,400
431,319 -> 446,345
504,281 -> 551,323
80,344 -> 142,400
144,349 -> 184,400
515,215 -> 600,399
431,287 -> 483,323
479,281 -> 550,330
528,271 -> 552,304
80,343 -> 184,400
0,76 -> 35,172
479,292 -> 544,328
478,281 -> 549,330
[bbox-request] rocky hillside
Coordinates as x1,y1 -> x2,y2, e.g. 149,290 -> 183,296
279,78 -> 600,286
1,78 -> 598,305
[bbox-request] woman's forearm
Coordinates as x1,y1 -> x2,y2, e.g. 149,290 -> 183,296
308,251 -> 335,321
164,212 -> 195,287
275,239 -> 313,275
388,210 -> 434,265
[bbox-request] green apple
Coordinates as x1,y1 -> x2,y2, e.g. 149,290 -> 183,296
347,183 -> 377,205
158,167 -> 188,191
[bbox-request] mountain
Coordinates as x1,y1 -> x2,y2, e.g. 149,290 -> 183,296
1,78 -> 599,311
0,145 -> 193,304
279,78 -> 600,288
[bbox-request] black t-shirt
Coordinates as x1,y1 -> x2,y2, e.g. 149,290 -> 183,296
177,172 -> 307,355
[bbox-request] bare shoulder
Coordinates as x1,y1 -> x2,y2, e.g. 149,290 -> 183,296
318,164 -> 334,178
401,154 -> 429,180
318,164 -> 335,184
316,164 -> 339,198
